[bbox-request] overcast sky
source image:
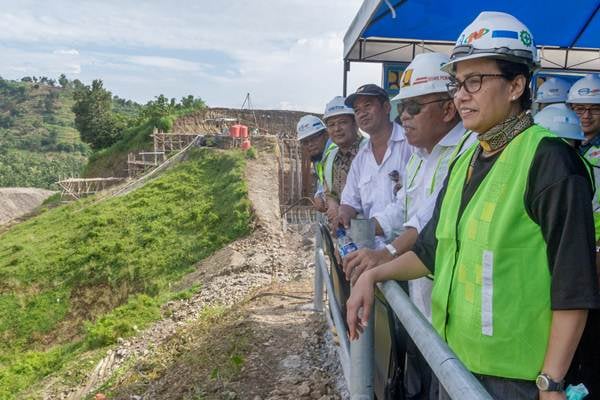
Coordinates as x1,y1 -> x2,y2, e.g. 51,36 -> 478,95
0,0 -> 380,113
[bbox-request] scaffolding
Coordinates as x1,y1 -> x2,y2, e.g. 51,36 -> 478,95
277,138 -> 315,225
126,151 -> 166,178
152,132 -> 200,153
57,177 -> 125,200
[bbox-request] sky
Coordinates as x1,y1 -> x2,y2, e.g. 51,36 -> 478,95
0,0 -> 380,113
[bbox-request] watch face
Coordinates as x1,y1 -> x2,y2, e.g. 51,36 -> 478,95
536,375 -> 549,390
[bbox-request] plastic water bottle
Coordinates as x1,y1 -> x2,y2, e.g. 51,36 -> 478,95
566,383 -> 589,400
336,227 -> 358,257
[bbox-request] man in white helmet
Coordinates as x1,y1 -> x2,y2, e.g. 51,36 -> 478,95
343,53 -> 475,400
534,77 -> 572,111
566,74 -> 600,399
347,12 -> 598,400
321,96 -> 366,223
335,84 -> 413,248
534,104 -> 583,147
296,115 -> 336,211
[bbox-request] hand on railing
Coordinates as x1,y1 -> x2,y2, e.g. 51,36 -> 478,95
334,204 -> 356,232
346,270 -> 376,341
343,248 -> 393,286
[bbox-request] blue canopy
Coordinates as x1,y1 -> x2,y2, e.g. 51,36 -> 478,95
344,0 -> 600,71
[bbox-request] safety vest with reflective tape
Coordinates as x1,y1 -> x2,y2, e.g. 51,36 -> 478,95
432,125 -> 553,380
580,136 -> 600,240
314,141 -> 337,186
322,136 -> 367,194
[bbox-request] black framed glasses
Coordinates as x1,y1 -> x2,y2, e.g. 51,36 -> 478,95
398,98 -> 450,116
571,104 -> 600,116
446,74 -> 507,98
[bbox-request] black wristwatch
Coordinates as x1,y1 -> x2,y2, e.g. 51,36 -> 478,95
535,373 -> 564,392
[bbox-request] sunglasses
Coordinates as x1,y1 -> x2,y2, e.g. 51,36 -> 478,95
398,98 -> 450,116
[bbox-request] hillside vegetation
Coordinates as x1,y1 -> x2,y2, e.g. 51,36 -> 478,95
0,148 -> 252,398
0,77 -> 145,189
0,79 -> 89,189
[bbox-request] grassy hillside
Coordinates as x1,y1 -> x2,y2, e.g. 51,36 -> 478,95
82,120 -> 155,178
0,148 -> 252,398
0,79 -> 90,189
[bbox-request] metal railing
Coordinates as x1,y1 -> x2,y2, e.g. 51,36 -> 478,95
313,219 -> 493,400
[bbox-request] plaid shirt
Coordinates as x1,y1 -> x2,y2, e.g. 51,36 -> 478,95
329,136 -> 363,200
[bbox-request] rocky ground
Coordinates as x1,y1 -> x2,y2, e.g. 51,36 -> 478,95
33,148 -> 347,400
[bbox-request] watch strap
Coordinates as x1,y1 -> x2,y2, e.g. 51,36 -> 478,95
537,373 -> 565,392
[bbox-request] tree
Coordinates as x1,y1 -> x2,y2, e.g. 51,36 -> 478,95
72,79 -> 125,149
58,74 -> 69,88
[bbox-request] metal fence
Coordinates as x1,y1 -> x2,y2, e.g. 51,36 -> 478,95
313,219 -> 493,400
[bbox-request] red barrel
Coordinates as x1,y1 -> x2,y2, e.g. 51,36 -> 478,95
239,125 -> 248,138
230,124 -> 241,138
241,138 -> 251,150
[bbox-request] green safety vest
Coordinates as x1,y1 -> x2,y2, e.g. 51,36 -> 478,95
580,142 -> 600,240
432,125 -> 554,380
322,136 -> 367,193
315,142 -> 337,186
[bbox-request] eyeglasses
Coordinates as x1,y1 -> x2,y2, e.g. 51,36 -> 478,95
446,74 -> 507,98
571,105 -> 600,116
398,98 -> 450,116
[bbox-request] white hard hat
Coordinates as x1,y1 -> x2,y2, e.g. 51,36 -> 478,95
296,115 -> 326,141
442,11 -> 538,73
534,103 -> 584,141
323,96 -> 355,121
535,77 -> 572,104
567,74 -> 600,104
391,53 -> 451,101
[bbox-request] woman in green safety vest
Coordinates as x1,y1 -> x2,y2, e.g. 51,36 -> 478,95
346,11 -> 599,400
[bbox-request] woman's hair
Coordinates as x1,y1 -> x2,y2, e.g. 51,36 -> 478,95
495,59 -> 532,110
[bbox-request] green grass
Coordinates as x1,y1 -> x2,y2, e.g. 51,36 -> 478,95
82,120 -> 155,178
0,148 -> 253,398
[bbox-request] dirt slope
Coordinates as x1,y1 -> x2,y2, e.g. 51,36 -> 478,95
33,147 -> 345,400
0,187 -> 55,225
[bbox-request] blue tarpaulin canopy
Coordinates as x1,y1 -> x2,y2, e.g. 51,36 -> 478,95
343,0 -> 600,92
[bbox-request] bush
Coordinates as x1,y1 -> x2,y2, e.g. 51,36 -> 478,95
156,115 -> 174,132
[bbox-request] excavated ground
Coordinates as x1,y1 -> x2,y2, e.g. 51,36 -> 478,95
34,148 -> 346,400
0,187 -> 55,226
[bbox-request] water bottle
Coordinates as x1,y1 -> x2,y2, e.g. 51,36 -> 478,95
336,227 -> 358,257
566,383 -> 589,400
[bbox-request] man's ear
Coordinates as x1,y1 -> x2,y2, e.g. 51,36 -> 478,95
442,100 -> 458,123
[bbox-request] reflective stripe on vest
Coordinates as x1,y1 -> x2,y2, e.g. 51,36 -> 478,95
315,142 -> 337,185
402,130 -> 472,223
432,125 -> 553,380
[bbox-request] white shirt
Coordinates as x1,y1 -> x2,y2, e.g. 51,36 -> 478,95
341,122 -> 413,248
377,122 -> 474,321
373,122 -> 474,241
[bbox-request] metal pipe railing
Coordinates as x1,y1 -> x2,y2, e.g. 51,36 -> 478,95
313,221 -> 493,400
378,281 -> 493,400
348,219 -> 375,400
315,246 -> 352,382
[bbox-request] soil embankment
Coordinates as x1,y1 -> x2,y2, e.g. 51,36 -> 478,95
0,187 -> 55,225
